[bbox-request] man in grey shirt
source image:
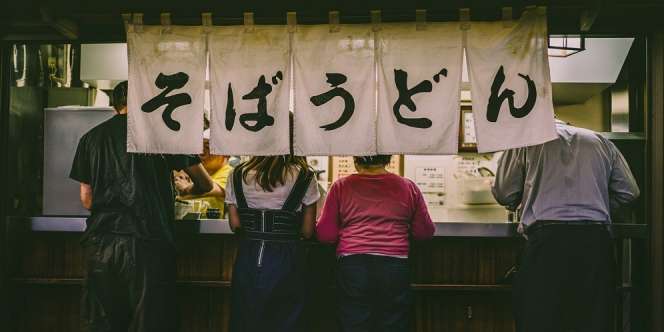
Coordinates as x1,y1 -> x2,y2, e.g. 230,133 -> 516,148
492,120 -> 639,332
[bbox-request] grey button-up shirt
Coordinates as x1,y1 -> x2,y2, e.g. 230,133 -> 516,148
492,121 -> 640,226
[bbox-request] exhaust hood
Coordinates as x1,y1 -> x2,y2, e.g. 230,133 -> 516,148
80,43 -> 128,90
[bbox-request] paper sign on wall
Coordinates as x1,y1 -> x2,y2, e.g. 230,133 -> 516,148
127,25 -> 206,154
415,167 -> 446,207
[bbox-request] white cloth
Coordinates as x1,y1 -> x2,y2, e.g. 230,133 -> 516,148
466,7 -> 557,153
225,169 -> 321,211
127,25 -> 206,154
292,25 -> 376,156
209,26 -> 291,156
377,22 -> 463,154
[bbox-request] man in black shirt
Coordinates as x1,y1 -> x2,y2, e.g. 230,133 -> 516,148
70,81 -> 214,332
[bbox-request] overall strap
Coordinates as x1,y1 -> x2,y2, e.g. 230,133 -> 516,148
281,168 -> 314,212
232,165 -> 249,209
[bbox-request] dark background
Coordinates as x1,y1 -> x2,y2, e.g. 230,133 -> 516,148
0,0 -> 662,331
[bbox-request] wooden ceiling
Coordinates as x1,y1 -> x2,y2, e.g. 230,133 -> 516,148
2,0 -> 663,42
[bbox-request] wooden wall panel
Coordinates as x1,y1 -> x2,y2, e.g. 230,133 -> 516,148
11,232 -> 85,279
411,238 -> 520,285
178,288 -> 231,332
7,230 -> 522,332
413,293 -> 514,332
176,234 -> 237,281
11,285 -> 81,332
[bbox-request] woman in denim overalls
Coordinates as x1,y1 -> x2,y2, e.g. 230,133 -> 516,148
225,155 -> 320,332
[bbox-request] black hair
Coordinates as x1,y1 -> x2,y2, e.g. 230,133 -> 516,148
112,81 -> 128,111
353,155 -> 392,167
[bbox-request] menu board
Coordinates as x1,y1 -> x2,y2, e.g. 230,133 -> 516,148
415,167 -> 445,191
330,157 -> 355,183
329,155 -> 403,184
415,167 -> 446,207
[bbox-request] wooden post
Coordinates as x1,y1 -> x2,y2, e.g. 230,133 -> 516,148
648,32 -> 664,332
0,42 -> 11,329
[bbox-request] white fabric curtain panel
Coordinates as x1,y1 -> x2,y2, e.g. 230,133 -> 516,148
209,25 -> 291,156
125,9 -> 558,155
292,25 -> 377,156
127,25 -> 206,154
376,22 -> 463,155
466,7 -> 557,153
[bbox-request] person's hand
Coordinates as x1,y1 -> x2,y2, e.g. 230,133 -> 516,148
174,178 -> 190,194
173,171 -> 193,195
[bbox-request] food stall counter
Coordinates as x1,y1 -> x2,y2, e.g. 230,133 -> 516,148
8,216 -> 648,239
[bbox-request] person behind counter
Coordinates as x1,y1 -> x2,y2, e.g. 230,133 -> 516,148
175,129 -> 232,218
492,119 -> 640,332
69,81 -> 215,332
316,155 -> 435,332
225,155 -> 320,332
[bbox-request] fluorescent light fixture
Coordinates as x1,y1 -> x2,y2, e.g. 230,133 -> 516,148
549,38 -> 634,83
548,35 -> 586,57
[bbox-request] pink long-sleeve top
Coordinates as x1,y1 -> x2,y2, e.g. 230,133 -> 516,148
316,173 -> 435,257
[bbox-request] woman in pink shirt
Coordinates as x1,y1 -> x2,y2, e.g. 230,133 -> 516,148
316,155 -> 435,332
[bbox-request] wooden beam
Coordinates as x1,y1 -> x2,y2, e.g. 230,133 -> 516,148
2,33 -> 70,42
39,6 -> 78,40
579,8 -> 599,32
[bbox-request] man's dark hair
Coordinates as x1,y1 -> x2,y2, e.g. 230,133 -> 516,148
353,155 -> 392,167
112,81 -> 128,111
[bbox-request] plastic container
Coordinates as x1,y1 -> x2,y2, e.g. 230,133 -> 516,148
460,177 -> 496,205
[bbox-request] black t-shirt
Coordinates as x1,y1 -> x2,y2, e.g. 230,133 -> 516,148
70,114 -> 200,243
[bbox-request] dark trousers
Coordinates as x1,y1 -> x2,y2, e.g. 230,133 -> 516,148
230,239 -> 307,332
514,223 -> 616,332
81,234 -> 178,332
336,254 -> 411,332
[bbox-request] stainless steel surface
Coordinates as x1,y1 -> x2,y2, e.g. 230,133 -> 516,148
17,216 -> 236,234
28,216 -> 86,232
6,216 -> 649,239
42,107 -> 114,215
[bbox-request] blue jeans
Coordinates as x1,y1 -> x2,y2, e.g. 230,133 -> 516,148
336,254 -> 411,332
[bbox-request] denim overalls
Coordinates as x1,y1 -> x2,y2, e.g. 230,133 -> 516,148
229,166 -> 314,332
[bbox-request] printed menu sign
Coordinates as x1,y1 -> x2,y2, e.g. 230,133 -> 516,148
415,167 -> 446,207
415,167 -> 445,191
462,111 -> 477,144
330,157 -> 355,183
455,156 -> 483,178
